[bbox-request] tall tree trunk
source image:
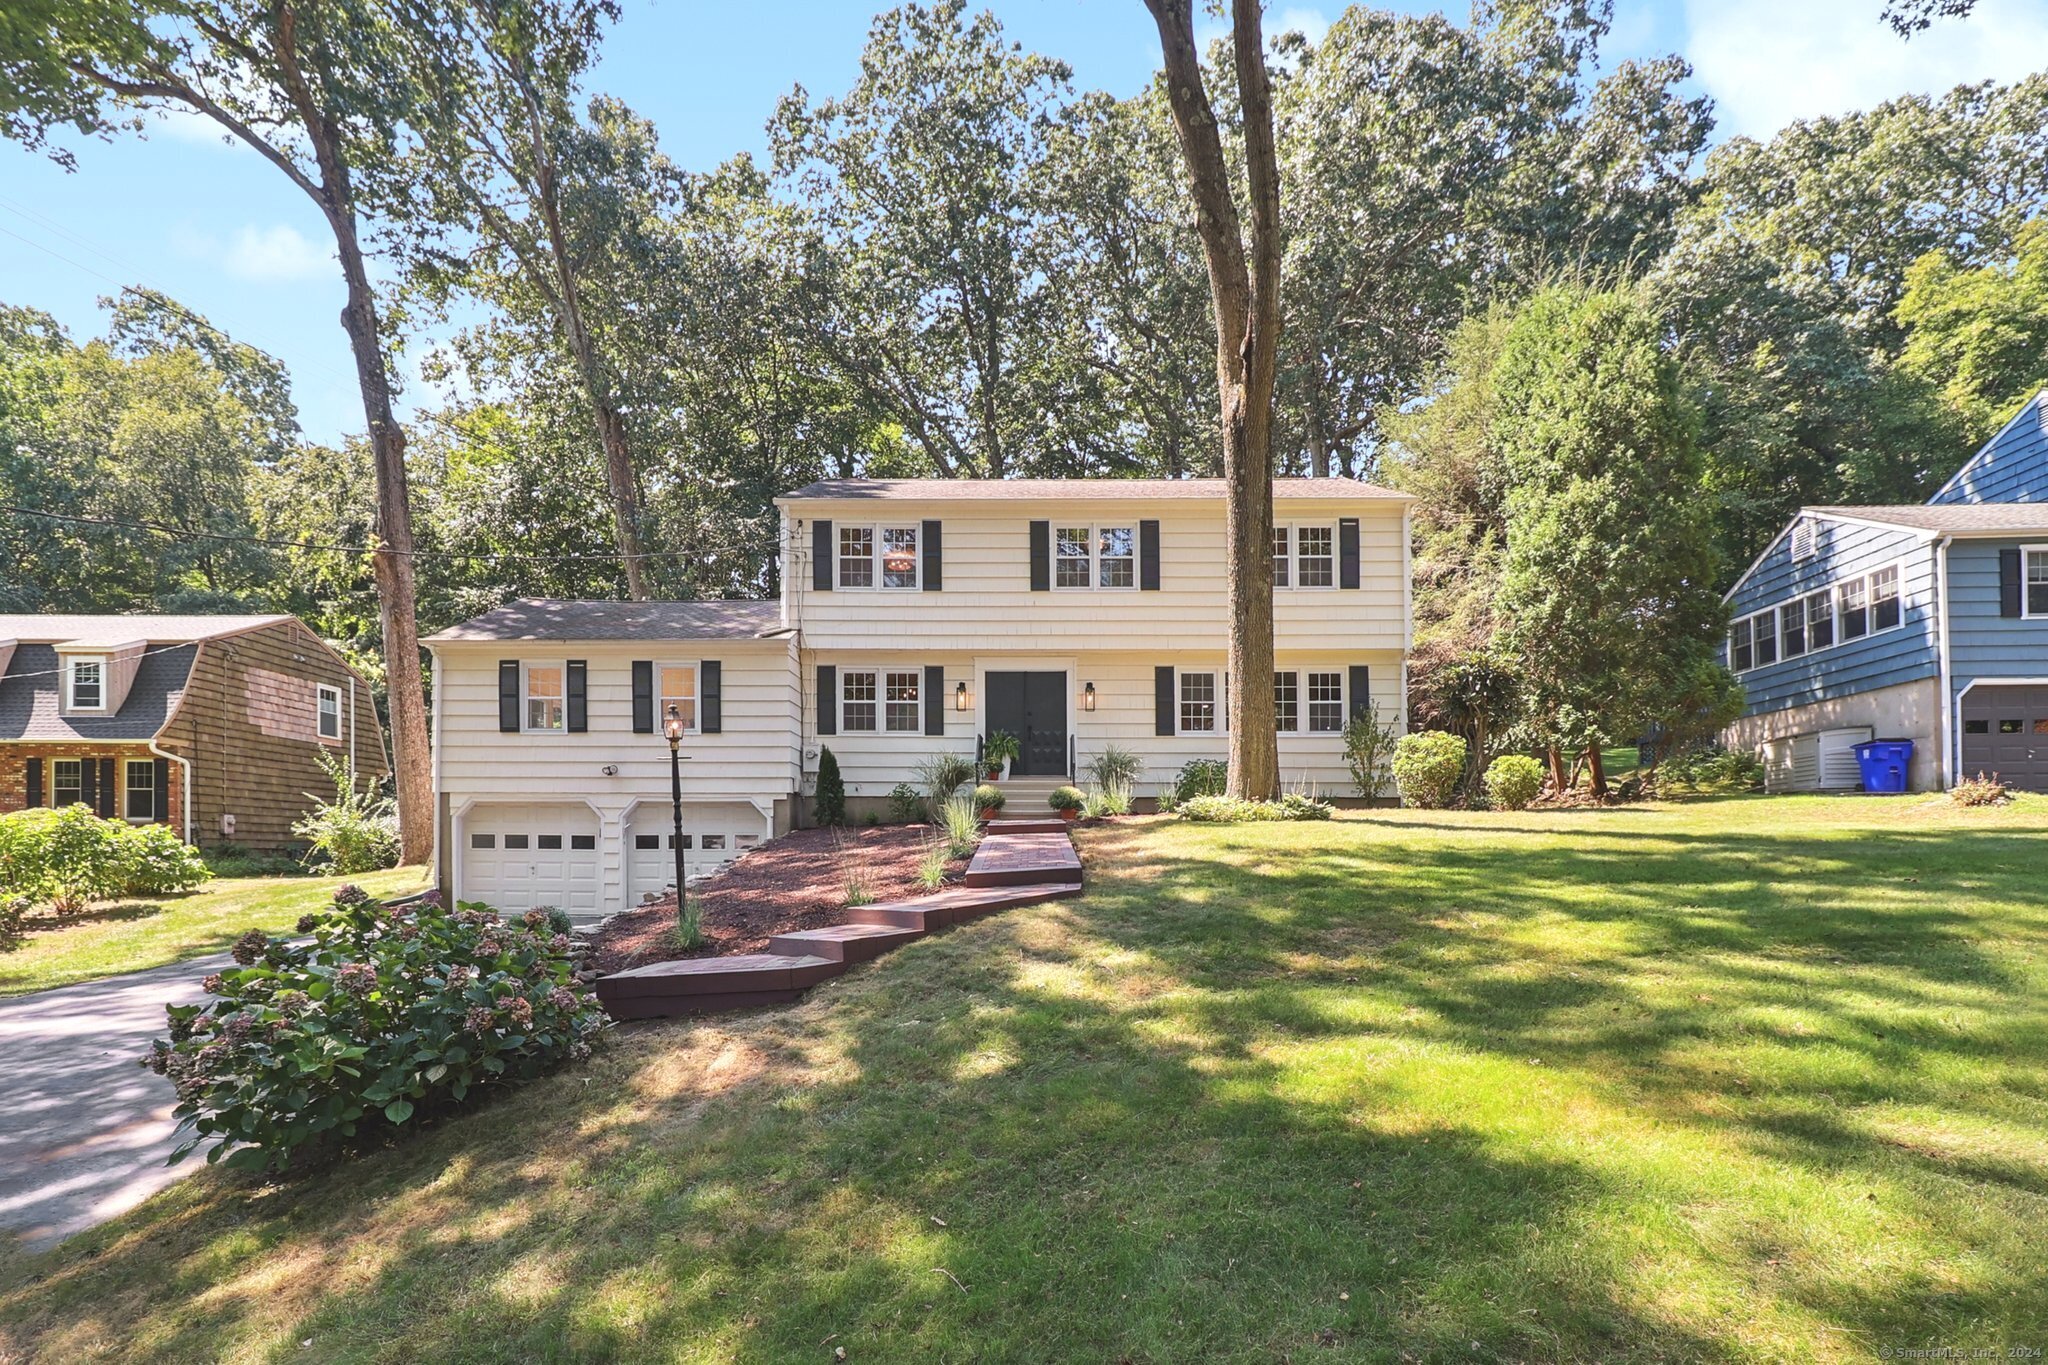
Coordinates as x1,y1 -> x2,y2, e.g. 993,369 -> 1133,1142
1145,0 -> 1282,800
1586,740 -> 1607,798
1547,744 -> 1567,794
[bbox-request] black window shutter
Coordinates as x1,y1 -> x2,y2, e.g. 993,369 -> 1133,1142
702,660 -> 723,734
2000,547 -> 2022,618
1349,665 -> 1372,721
812,519 -> 834,592
566,660 -> 588,732
922,519 -> 943,591
1339,518 -> 1361,589
923,664 -> 945,736
100,758 -> 116,818
153,756 -> 171,824
498,660 -> 521,732
80,756 -> 97,812
1029,520 -> 1051,591
24,756 -> 41,808
1154,665 -> 1176,736
1140,519 -> 1161,590
817,664 -> 838,736
631,661 -> 654,733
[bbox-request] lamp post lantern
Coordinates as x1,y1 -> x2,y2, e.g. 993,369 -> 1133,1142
664,703 -> 688,905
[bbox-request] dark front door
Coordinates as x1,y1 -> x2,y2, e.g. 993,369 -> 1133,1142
1961,684 -> 2048,792
985,671 -> 1068,776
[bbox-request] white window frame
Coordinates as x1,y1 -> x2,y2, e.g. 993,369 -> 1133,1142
316,683 -> 343,742
1271,669 -> 1346,736
883,668 -> 922,733
2023,545 -> 2048,619
835,524 -> 920,590
1177,668 -> 1223,736
52,758 -> 83,807
658,662 -> 701,736
124,758 -> 155,822
1272,669 -> 1299,733
1729,559 -> 1911,675
66,656 -> 106,711
1272,526 -> 1291,589
1051,524 -> 1138,591
1279,523 -> 1337,590
838,666 -> 923,735
523,662 -> 566,733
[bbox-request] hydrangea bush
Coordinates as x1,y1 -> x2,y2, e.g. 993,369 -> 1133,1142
0,805 -> 210,914
144,885 -> 604,1172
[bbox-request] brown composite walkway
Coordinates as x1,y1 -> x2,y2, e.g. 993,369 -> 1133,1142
595,827 -> 1084,1021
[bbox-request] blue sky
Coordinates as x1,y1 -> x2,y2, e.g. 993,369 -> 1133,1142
3,0 -> 2045,448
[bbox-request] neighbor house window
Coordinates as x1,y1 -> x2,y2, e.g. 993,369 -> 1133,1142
1733,563 -> 1907,673
1752,609 -> 1777,667
1055,525 -> 1091,587
125,759 -> 154,821
52,759 -> 82,806
524,663 -> 565,731
1779,598 -> 1807,659
841,670 -> 878,732
1295,526 -> 1336,588
316,684 -> 342,741
1272,527 -> 1291,588
1805,589 -> 1834,651
1307,672 -> 1345,733
1728,618 -> 1754,672
2027,548 -> 2048,617
884,670 -> 921,732
1837,577 -> 1868,640
837,526 -> 874,587
1179,671 -> 1218,733
660,664 -> 698,733
1273,671 -> 1299,732
1871,566 -> 1901,630
67,657 -> 104,710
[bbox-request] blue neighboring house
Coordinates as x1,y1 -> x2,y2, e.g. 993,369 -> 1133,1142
1721,391 -> 2048,792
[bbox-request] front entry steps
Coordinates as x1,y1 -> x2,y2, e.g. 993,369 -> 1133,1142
984,816 -> 1073,835
594,829 -> 1083,1021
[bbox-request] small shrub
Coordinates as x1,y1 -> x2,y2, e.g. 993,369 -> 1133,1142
814,748 -> 846,826
0,805 -> 135,913
292,751 -> 399,874
940,792 -> 981,858
1085,745 -> 1143,791
1392,731 -> 1468,809
1178,793 -> 1333,823
1657,746 -> 1765,795
1278,791 -> 1334,821
915,834 -> 950,891
1083,780 -> 1134,819
205,842 -> 303,878
972,783 -> 1006,813
534,905 -> 576,938
1951,771 -> 2011,806
669,895 -> 705,950
913,752 -> 977,810
1342,707 -> 1401,798
0,896 -> 29,951
143,887 -> 603,1172
1172,758 -> 1229,806
1047,785 -> 1084,812
118,823 -> 213,896
1482,755 -> 1545,811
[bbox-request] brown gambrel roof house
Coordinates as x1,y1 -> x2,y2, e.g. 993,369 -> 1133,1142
0,614 -> 389,850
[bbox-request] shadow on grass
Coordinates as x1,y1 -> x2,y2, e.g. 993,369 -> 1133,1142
5,809 -> 2047,1361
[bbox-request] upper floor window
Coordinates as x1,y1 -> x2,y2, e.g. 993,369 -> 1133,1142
1295,525 -> 1335,588
1728,617 -> 1754,673
1731,562 -> 1904,674
1779,597 -> 1807,659
1838,576 -> 1868,641
1870,566 -> 1901,631
2027,549 -> 2048,617
67,657 -> 105,710
660,664 -> 698,733
317,684 -> 342,741
1055,525 -> 1091,587
1272,527 -> 1290,588
837,524 -> 919,589
525,663 -> 565,731
1054,524 -> 1137,589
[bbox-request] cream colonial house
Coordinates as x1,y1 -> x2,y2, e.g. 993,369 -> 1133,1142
425,477 -> 1412,917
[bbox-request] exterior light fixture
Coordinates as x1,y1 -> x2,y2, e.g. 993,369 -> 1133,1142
955,680 -> 970,712
1082,681 -> 1096,712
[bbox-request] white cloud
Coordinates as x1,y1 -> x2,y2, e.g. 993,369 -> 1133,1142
1683,0 -> 2048,140
222,224 -> 331,283
1275,7 -> 1330,45
150,105 -> 239,148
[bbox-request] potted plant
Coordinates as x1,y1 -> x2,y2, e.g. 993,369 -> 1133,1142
983,730 -> 1020,782
1048,785 -> 1084,821
973,783 -> 1006,820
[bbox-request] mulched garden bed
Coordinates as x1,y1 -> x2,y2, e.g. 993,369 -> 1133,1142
591,824 -> 963,973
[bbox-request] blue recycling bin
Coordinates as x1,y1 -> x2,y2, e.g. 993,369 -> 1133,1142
1853,740 -> 1914,794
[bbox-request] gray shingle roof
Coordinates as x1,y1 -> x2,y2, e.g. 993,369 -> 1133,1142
1812,504 -> 2048,533
0,642 -> 196,741
425,599 -> 783,643
776,477 -> 1411,503
0,614 -> 286,645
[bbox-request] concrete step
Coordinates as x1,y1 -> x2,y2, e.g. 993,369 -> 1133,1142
767,922 -> 925,964
595,953 -> 844,1020
985,816 -> 1075,835
845,881 -> 1084,932
964,832 -> 1083,888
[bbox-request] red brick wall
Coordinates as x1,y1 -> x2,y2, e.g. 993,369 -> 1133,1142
0,744 -> 186,828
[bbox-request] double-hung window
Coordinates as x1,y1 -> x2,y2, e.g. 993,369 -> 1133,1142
841,670 -> 878,732
837,526 -> 875,587
836,525 -> 919,588
125,759 -> 154,821
1179,671 -> 1219,734
52,759 -> 83,807
1870,566 -> 1901,630
1306,672 -> 1345,733
317,684 -> 342,741
525,663 -> 565,731
841,669 -> 919,733
884,670 -> 921,732
1272,527 -> 1291,588
67,657 -> 104,710
1096,526 -> 1136,587
1273,671 -> 1299,732
1805,589 -> 1834,651
1779,598 -> 1807,659
1837,576 -> 1869,641
1728,617 -> 1754,672
1054,525 -> 1137,589
2027,549 -> 2048,617
1055,525 -> 1092,587
1295,526 -> 1335,588
1752,608 -> 1778,667
660,664 -> 698,733
881,527 -> 919,587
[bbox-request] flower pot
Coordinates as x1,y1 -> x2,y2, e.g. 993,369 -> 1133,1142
1059,808 -> 1079,822
979,806 -> 1001,821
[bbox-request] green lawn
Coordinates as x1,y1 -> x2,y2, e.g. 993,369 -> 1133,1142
0,866 -> 429,996
5,798 -> 2046,1361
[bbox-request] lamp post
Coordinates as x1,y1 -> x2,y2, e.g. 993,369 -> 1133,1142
664,703 -> 688,904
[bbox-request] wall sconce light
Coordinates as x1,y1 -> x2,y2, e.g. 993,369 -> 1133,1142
1082,681 -> 1096,712
600,764 -> 620,777
955,680 -> 970,712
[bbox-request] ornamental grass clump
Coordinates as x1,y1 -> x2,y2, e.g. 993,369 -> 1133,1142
143,886 -> 604,1173
940,792 -> 981,858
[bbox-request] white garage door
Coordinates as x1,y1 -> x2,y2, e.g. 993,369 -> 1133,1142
461,803 -> 601,915
625,801 -> 765,906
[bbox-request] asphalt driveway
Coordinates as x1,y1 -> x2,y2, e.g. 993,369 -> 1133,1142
0,953 -> 221,1253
